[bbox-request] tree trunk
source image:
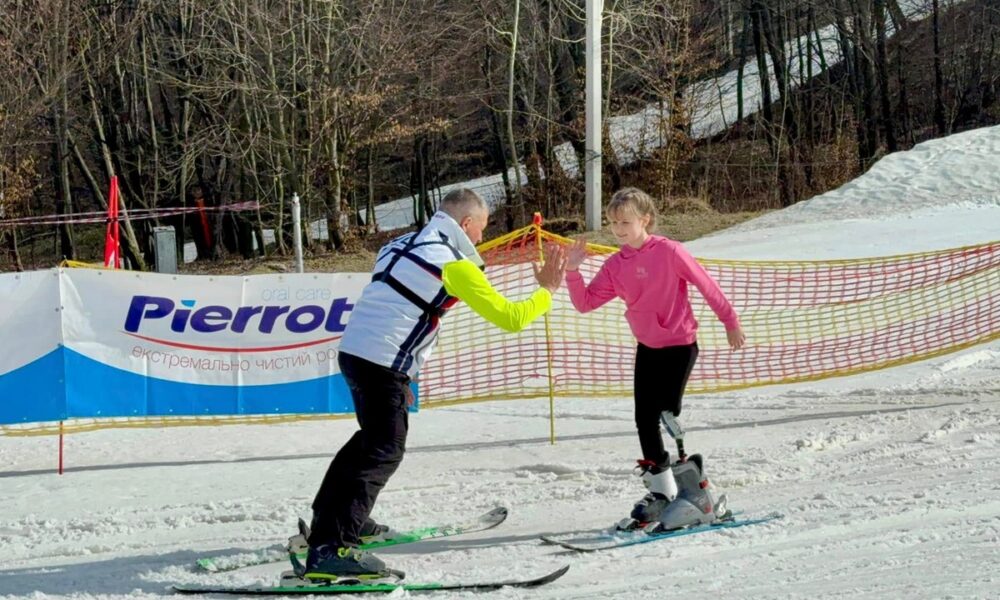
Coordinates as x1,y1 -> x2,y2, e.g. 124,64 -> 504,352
52,108 -> 74,261
553,10 -> 586,177
722,0 -> 735,57
874,0 -> 897,152
896,39 -> 913,146
886,0 -> 907,31
736,10 -> 750,123
328,126 -> 345,251
365,145 -> 377,234
411,135 -> 431,228
4,228 -> 23,271
543,0 -> 557,216
749,3 -> 775,156
759,3 -> 794,139
846,0 -> 879,168
932,0 -> 947,134
483,46 -> 515,228
506,0 -> 523,224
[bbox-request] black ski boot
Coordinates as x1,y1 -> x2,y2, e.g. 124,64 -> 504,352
303,544 -> 398,582
359,517 -> 397,544
299,513 -> 396,550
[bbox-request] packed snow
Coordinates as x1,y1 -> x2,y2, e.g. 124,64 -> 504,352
2,123 -> 998,599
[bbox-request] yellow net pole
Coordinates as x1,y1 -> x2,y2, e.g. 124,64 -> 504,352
58,420 -> 64,474
533,213 -> 558,444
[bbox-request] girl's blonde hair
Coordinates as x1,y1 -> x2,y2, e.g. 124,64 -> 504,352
607,187 -> 657,232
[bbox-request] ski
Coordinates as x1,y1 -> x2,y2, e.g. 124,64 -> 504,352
540,513 -> 782,552
173,565 -> 569,595
195,507 -> 508,573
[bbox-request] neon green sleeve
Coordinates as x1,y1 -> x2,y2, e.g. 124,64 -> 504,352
441,259 -> 552,333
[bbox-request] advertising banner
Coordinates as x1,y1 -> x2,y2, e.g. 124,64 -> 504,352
0,269 -> 369,425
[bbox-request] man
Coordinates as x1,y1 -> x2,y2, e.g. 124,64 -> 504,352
305,188 -> 566,580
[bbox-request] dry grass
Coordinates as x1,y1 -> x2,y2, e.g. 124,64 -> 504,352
537,198 -> 767,248
3,202 -> 766,276
179,233 -> 384,276
569,211 -> 763,248
179,247 -> 379,276
181,201 -> 767,275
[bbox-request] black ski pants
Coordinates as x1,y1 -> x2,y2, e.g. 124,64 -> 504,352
309,352 -> 410,549
634,341 -> 698,467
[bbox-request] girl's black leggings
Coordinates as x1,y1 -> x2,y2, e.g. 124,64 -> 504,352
634,341 -> 698,466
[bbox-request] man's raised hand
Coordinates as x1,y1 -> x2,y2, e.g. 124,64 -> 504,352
533,243 -> 567,293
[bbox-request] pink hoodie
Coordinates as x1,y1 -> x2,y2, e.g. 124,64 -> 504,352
565,235 -> 740,348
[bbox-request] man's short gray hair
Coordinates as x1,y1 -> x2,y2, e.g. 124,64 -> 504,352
440,188 -> 488,219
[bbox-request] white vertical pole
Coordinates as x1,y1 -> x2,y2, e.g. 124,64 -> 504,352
585,0 -> 603,231
291,193 -> 304,273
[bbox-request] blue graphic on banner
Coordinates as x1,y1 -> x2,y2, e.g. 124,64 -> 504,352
0,348 -> 67,423
0,348 -> 369,425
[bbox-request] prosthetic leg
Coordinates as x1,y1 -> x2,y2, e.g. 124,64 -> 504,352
620,412 -> 729,532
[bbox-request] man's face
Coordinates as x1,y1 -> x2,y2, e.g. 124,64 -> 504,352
461,209 -> 489,244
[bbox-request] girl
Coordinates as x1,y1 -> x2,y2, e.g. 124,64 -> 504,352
565,187 -> 745,523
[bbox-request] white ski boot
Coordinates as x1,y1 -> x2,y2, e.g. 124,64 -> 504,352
632,460 -> 678,520
614,460 -> 678,531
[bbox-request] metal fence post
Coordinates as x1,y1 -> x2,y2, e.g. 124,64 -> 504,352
291,193 -> 304,273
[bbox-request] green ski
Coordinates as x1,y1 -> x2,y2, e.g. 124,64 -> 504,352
195,507 -> 508,573
173,565 -> 569,595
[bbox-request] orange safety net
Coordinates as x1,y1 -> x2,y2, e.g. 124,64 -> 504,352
420,222 -> 1000,406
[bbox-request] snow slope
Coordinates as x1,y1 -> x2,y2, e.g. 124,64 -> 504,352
2,126 -> 999,599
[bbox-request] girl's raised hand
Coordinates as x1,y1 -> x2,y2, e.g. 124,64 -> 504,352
566,238 -> 588,272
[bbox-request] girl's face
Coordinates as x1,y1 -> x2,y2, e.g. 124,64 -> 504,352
609,208 -> 651,249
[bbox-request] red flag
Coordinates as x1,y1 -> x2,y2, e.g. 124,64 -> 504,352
103,176 -> 120,268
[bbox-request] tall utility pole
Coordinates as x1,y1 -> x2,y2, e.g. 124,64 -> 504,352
585,0 -> 603,231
